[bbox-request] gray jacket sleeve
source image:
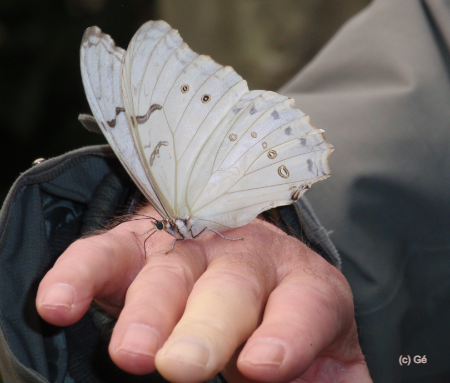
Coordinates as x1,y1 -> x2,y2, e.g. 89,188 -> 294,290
280,0 -> 450,382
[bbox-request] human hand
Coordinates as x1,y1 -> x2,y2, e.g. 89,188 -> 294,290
36,204 -> 371,383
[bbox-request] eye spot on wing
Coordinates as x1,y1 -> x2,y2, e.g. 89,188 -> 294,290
251,132 -> 257,138
268,150 -> 277,159
181,84 -> 189,93
202,94 -> 211,103
278,165 -> 289,178
262,142 -> 267,148
229,134 -> 237,141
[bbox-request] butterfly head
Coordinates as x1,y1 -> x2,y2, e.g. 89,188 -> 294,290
153,218 -> 186,240
154,220 -> 165,231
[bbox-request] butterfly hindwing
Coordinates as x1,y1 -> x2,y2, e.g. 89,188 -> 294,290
187,92 -> 333,233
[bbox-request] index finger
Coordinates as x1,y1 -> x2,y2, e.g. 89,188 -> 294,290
35,215 -> 157,325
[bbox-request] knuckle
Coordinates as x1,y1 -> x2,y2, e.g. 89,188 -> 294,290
202,268 -> 267,307
142,259 -> 196,291
181,315 -> 246,350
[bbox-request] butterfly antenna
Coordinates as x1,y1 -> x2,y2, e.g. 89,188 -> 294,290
131,213 -> 158,221
109,214 -> 158,231
126,217 -> 158,225
125,214 -> 159,230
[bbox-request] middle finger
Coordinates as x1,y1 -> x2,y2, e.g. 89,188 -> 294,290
155,227 -> 279,382
108,239 -> 207,375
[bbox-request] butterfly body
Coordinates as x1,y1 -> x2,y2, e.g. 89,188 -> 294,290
166,218 -> 195,240
80,20 -> 333,242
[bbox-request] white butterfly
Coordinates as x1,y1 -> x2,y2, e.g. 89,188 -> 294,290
80,20 -> 332,246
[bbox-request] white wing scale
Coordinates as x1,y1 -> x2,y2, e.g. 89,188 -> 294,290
80,20 -> 333,239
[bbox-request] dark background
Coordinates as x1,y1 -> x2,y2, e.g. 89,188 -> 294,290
0,0 -> 371,204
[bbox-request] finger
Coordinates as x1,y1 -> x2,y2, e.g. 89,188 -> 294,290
234,256 -> 366,382
154,223 -> 281,383
36,220 -> 149,326
108,239 -> 207,375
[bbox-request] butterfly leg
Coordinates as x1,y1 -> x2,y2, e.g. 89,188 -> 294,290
132,227 -> 155,236
166,238 -> 185,254
142,229 -> 157,256
208,229 -> 243,241
194,228 -> 243,241
192,227 -> 208,239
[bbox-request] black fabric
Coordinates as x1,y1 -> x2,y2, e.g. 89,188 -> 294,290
0,145 -> 338,382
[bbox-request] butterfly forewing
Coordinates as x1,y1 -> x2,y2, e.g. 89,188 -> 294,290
80,26 -> 167,216
122,21 -> 249,221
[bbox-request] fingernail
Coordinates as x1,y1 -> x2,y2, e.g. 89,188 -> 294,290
40,284 -> 74,310
161,340 -> 210,368
241,340 -> 286,366
116,324 -> 159,357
